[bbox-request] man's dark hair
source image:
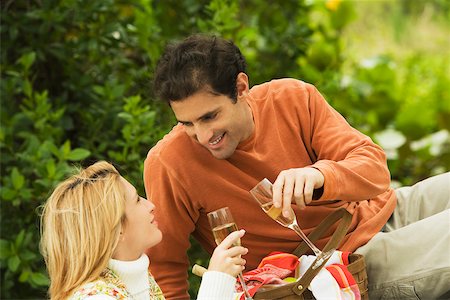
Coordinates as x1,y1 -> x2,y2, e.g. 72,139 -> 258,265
153,34 -> 247,103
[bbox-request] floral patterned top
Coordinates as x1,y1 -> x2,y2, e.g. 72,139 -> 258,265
71,267 -> 165,300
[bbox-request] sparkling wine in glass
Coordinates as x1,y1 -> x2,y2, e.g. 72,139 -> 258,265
250,178 -> 334,267
207,207 -> 252,300
212,222 -> 240,246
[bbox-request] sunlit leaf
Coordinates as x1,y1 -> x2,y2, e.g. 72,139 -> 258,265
11,168 -> 25,190
66,148 -> 91,161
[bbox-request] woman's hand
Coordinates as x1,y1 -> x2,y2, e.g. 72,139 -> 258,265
208,229 -> 248,277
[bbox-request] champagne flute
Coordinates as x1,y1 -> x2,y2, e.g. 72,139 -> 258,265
250,178 -> 334,267
207,207 -> 253,300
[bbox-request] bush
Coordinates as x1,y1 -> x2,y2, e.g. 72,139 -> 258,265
0,0 -> 317,297
1,0 -> 448,298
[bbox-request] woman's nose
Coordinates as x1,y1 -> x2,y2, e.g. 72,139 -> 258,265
145,197 -> 155,210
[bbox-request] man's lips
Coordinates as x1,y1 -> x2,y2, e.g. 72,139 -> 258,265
208,133 -> 225,148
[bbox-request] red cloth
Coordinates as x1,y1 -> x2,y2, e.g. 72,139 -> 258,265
237,251 -> 360,300
326,264 -> 357,288
257,251 -> 299,271
236,252 -> 299,299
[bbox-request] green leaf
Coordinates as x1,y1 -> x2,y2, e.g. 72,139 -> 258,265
18,52 -> 36,71
21,250 -> 37,261
5,70 -> 20,77
11,168 -> 25,190
19,269 -> 31,282
0,239 -> 12,259
1,187 -> 17,200
45,141 -> 62,159
61,140 -> 71,158
30,272 -> 50,286
66,148 -> 91,161
23,79 -> 33,98
92,85 -> 105,96
8,255 -> 20,272
15,230 -> 26,248
118,112 -> 132,121
46,160 -> 56,178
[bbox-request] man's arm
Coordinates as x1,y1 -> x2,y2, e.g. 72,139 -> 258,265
273,83 -> 391,215
144,153 -> 198,299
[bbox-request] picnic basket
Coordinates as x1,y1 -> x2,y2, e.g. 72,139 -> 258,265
192,208 -> 368,299
253,208 -> 368,300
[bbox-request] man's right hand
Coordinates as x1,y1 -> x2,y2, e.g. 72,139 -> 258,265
273,167 -> 325,217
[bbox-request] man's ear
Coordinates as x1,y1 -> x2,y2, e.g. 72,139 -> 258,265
236,72 -> 249,99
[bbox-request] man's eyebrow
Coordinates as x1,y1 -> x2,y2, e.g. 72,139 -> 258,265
177,108 -> 220,124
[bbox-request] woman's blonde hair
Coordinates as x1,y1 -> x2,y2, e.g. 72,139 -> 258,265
40,161 -> 126,300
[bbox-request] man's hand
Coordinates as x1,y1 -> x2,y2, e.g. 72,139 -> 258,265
208,230 -> 248,277
273,167 -> 324,217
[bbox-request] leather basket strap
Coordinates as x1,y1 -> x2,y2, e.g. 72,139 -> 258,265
293,208 -> 352,257
291,208 -> 352,296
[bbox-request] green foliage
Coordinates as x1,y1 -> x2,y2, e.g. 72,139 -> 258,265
1,0 -> 449,298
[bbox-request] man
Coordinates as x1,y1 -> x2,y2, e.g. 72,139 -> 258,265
144,34 -> 449,299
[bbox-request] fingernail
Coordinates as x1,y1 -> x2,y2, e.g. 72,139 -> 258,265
283,210 -> 289,217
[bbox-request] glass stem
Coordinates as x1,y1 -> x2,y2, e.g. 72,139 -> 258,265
238,272 -> 252,299
290,223 -> 322,257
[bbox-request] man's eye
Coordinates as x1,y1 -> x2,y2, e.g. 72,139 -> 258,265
204,113 -> 217,121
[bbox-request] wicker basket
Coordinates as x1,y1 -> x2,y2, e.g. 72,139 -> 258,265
192,209 -> 369,299
253,208 -> 369,300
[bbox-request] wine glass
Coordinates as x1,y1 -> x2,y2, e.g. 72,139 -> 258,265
207,207 -> 253,300
249,178 -> 334,267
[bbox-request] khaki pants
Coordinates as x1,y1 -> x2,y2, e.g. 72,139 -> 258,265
356,172 -> 450,299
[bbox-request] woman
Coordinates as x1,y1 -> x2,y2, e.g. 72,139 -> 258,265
40,161 -> 247,299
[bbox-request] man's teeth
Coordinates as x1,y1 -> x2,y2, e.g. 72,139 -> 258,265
210,134 -> 224,145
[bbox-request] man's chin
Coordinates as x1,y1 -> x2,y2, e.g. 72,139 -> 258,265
209,148 -> 233,160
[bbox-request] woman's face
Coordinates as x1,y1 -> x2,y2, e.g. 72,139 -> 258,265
113,177 -> 162,260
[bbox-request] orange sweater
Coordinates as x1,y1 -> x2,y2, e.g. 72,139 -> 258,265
144,79 -> 396,299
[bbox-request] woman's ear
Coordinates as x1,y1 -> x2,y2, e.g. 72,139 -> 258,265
236,72 -> 249,99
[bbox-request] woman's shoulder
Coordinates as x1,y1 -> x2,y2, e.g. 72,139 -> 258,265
69,278 -> 129,300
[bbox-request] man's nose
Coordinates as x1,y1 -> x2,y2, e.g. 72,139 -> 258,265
193,125 -> 213,145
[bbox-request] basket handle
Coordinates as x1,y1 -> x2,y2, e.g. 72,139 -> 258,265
291,208 -> 352,296
293,208 -> 352,257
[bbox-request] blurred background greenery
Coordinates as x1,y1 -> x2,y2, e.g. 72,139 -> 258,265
1,0 -> 449,298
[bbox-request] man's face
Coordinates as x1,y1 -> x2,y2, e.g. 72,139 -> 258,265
170,89 -> 254,160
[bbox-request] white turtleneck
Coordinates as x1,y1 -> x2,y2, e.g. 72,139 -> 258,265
84,254 -> 150,300
108,254 -> 151,300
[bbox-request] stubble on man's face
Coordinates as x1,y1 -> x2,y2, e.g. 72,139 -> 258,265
170,91 -> 254,160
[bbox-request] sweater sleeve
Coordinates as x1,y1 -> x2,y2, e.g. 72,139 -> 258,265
144,152 -> 199,299
305,84 -> 391,201
197,271 -> 237,300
